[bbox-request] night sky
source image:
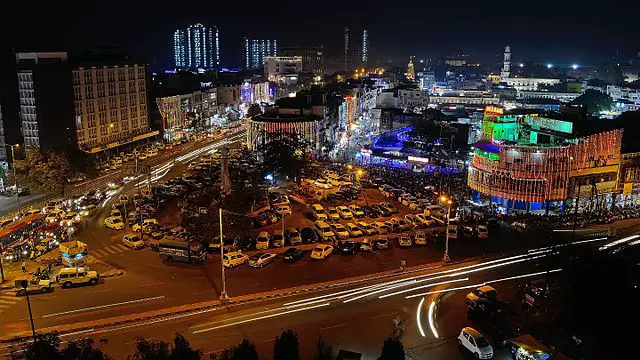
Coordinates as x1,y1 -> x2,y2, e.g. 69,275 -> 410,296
6,0 -> 640,71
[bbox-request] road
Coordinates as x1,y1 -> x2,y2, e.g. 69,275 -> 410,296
17,245 -> 570,359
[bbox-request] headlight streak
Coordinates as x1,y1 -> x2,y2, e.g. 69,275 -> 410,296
599,234 -> 640,251
43,296 -> 165,318
378,278 -> 469,300
191,302 -> 330,334
405,268 -> 563,299
428,301 -> 438,338
416,297 -> 426,337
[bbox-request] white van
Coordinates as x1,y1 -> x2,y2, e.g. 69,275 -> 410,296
314,221 -> 335,242
56,267 -> 99,288
311,204 -> 328,221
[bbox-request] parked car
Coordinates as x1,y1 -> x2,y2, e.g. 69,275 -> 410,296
348,204 -> 365,218
374,236 -> 389,250
256,232 -> 270,250
273,205 -> 292,216
311,244 -> 333,259
345,223 -> 363,237
300,227 -> 319,243
457,327 -> 493,359
272,230 -> 285,247
283,248 -> 304,263
477,225 -> 489,239
285,227 -> 303,246
248,252 -> 277,268
339,241 -> 359,255
330,223 -> 350,240
327,207 -> 341,221
55,267 -> 99,288
371,222 -> 390,235
122,233 -> 145,249
398,233 -> 412,247
360,238 -> 374,252
104,216 -> 125,230
414,231 -> 427,245
336,206 -> 354,220
223,251 -> 249,268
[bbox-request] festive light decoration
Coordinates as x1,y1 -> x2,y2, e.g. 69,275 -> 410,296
468,110 -> 623,204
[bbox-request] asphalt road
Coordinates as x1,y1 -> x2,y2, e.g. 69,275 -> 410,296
36,247 -> 566,360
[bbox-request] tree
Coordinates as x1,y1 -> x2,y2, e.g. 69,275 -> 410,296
378,338 -> 405,360
131,334 -> 199,360
214,339 -> 259,360
273,329 -> 299,360
246,103 -> 262,118
9,332 -> 111,360
570,89 -> 614,115
14,147 -> 72,194
313,337 -> 332,360
258,131 -> 310,182
60,338 -> 111,360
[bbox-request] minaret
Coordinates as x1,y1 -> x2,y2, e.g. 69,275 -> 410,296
501,45 -> 511,79
406,57 -> 415,81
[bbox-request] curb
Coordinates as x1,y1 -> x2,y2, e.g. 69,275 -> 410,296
0,257 -> 472,342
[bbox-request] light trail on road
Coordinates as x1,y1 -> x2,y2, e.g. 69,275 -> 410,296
42,295 -> 165,318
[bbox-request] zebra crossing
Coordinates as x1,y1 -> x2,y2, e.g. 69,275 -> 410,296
92,244 -> 130,258
0,295 -> 23,315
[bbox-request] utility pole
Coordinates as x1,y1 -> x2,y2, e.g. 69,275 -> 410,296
135,155 -> 143,241
219,208 -> 228,301
441,195 -> 452,263
0,244 -> 5,282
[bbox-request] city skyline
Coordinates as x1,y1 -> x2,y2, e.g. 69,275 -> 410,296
6,0 -> 640,71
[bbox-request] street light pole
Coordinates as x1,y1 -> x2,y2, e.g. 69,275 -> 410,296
219,208 -> 229,301
20,280 -> 36,340
441,196 -> 452,263
10,145 -> 21,208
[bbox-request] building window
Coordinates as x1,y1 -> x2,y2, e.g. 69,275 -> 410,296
117,68 -> 125,81
108,83 -> 116,96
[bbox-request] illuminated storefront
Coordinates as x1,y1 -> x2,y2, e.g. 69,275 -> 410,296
468,106 -> 623,213
246,113 -> 325,155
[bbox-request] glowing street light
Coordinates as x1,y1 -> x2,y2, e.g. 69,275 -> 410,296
571,64 -> 579,70
519,63 -> 524,68
546,64 -> 553,69
439,195 -> 453,263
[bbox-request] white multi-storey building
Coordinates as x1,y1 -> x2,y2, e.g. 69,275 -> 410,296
73,64 -> 154,152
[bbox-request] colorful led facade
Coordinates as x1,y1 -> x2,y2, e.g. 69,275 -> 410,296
468,107 -> 623,209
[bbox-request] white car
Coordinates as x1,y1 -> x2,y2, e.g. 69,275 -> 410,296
356,221 -> 377,236
336,206 -> 353,220
399,233 -> 412,247
416,214 -> 434,227
348,204 -> 365,218
404,214 -> 421,228
330,223 -> 350,239
132,218 -> 158,232
414,231 -> 427,245
122,233 -> 145,249
248,252 -> 277,268
314,178 -> 333,189
273,205 -> 292,216
311,244 -> 333,259
327,208 -> 340,221
104,216 -> 125,230
458,327 -> 493,359
371,222 -> 390,235
477,225 -> 489,239
345,223 -> 363,237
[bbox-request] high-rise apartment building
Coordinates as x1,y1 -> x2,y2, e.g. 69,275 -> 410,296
362,29 -> 368,64
174,24 -> 220,70
73,63 -> 152,152
279,46 -> 325,75
242,37 -> 278,69
16,52 -> 76,150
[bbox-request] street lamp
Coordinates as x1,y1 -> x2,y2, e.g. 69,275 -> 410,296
10,144 -> 21,208
440,195 -> 453,263
219,208 -> 229,302
20,280 -> 36,340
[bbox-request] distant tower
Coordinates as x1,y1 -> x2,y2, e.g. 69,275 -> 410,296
406,57 -> 415,81
344,26 -> 350,72
501,45 -> 511,79
362,29 -> 368,64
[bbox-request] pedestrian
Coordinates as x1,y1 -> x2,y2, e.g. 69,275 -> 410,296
21,261 -> 27,273
48,262 -> 52,274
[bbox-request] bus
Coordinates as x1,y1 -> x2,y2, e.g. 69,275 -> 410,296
0,213 -> 45,247
158,239 -> 206,264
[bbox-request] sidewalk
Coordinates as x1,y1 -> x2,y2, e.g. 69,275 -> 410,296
0,249 -> 118,290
